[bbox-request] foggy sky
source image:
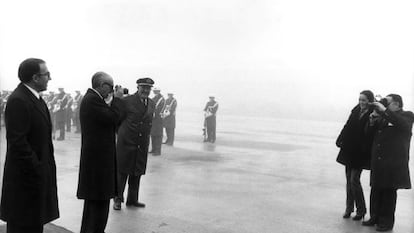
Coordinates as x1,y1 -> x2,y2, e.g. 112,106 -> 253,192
1,0 -> 413,121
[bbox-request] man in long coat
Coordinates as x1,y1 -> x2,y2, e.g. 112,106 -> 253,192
162,93 -> 177,145
362,94 -> 414,231
77,72 -> 123,233
150,88 -> 165,155
0,58 -> 59,232
113,78 -> 155,210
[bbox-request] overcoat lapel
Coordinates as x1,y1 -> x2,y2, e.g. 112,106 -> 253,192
19,84 -> 52,128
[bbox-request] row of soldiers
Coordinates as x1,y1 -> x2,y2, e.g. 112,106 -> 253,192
42,88 -> 83,140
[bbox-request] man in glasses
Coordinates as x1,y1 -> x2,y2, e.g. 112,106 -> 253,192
113,77 -> 155,210
0,58 -> 59,233
77,71 -> 123,233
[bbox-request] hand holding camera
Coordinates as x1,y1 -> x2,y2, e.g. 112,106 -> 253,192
369,95 -> 388,113
114,85 -> 128,98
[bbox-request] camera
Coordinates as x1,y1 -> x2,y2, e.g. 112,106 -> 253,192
378,98 -> 389,108
115,85 -> 129,95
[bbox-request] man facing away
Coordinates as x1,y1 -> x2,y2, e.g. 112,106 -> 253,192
362,94 -> 414,232
162,92 -> 177,145
113,78 -> 155,210
203,95 -> 219,143
0,58 -> 59,233
77,72 -> 124,233
150,87 -> 165,155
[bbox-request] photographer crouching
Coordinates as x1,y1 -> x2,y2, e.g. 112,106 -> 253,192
362,94 -> 414,231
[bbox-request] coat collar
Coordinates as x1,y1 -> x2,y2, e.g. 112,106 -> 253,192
18,83 -> 51,127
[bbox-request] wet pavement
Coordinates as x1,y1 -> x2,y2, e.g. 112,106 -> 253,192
0,114 -> 414,232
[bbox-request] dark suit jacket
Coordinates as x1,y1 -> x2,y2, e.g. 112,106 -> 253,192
77,89 -> 123,200
368,109 -> 414,189
0,83 -> 59,226
117,93 -> 155,175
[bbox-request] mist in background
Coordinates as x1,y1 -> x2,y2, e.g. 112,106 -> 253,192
1,0 -> 413,121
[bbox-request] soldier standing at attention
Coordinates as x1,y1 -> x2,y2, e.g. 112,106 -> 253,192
203,95 -> 219,143
150,87 -> 165,155
162,92 -> 177,145
113,78 -> 155,210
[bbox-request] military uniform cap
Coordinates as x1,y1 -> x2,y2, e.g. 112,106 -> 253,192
136,77 -> 154,87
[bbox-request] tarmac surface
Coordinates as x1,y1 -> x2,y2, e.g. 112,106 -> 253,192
0,114 -> 414,233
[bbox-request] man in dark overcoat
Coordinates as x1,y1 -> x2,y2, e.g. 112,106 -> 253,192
150,87 -> 165,155
203,96 -> 219,143
0,58 -> 59,233
113,78 -> 155,210
162,93 -> 177,145
362,94 -> 414,232
77,72 -> 124,233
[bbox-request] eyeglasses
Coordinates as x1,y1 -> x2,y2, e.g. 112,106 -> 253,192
102,82 -> 114,92
36,72 -> 50,78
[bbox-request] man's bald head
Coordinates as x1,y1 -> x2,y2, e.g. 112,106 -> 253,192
91,71 -> 114,99
92,71 -> 113,89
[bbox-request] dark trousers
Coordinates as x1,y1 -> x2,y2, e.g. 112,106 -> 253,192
74,110 -> 81,132
117,173 -> 141,203
66,109 -> 72,132
151,135 -> 162,154
80,199 -> 110,233
345,166 -> 366,215
165,127 -> 175,144
205,116 -> 216,142
369,188 -> 397,228
56,121 -> 65,139
7,223 -> 43,233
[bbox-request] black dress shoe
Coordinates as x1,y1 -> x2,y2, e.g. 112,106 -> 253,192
362,218 -> 377,226
376,225 -> 393,232
352,214 -> 365,221
343,212 -> 352,219
113,200 -> 121,210
126,201 -> 145,208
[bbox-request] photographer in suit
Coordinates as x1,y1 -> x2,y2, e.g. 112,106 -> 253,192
362,94 -> 414,232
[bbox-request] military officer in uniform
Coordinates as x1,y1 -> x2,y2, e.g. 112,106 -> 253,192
150,87 -> 165,155
362,94 -> 414,232
113,78 -> 155,210
162,93 -> 177,145
203,95 -> 219,143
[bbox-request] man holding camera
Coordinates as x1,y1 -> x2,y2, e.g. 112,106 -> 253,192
362,94 -> 414,232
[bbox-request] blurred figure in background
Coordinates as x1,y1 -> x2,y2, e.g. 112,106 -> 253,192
150,87 -> 165,155
162,92 -> 177,145
362,94 -> 414,232
65,93 -> 73,132
0,58 -> 59,233
203,95 -> 219,143
336,90 -> 375,221
54,99 -> 66,141
73,90 -> 83,133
